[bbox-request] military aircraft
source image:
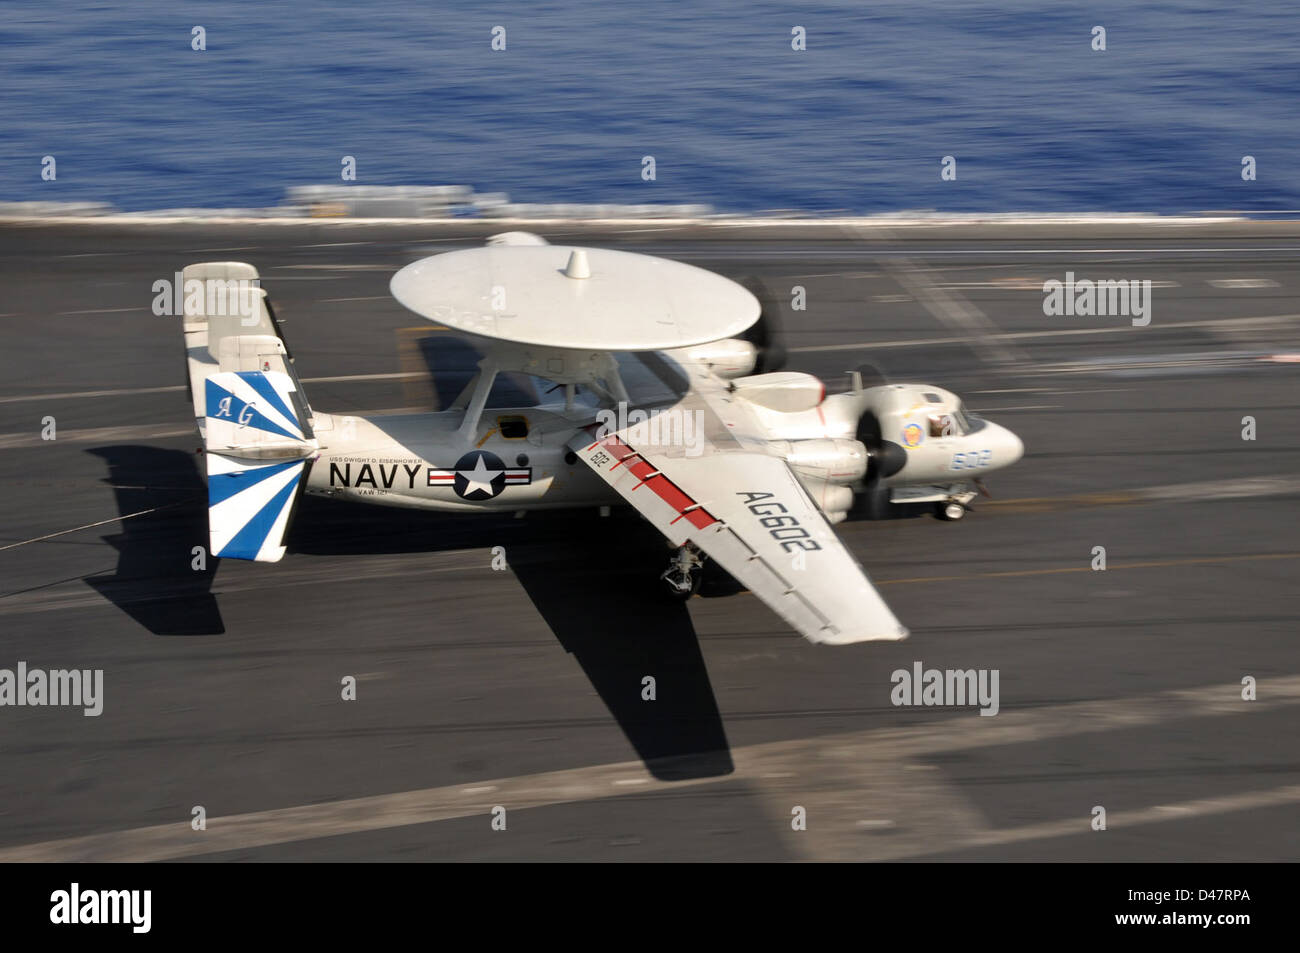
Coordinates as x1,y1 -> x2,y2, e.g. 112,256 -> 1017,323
180,233 -> 1023,644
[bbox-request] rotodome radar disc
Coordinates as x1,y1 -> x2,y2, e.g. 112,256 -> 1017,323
390,245 -> 760,351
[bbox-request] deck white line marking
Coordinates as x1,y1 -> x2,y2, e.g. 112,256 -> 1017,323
0,677 -> 1291,862
1209,278 -> 1279,289
0,424 -> 193,449
274,264 -> 394,271
56,308 -> 143,315
790,313 -> 1300,353
0,372 -> 425,404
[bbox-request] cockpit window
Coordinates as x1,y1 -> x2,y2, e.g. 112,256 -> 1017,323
927,403 -> 978,437
951,404 -> 971,434
955,402 -> 986,434
928,413 -> 956,437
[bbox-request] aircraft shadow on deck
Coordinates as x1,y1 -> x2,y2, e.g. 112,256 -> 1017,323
294,498 -> 735,781
506,515 -> 735,781
84,445 -> 224,636
843,498 -> 938,523
84,445 -> 734,780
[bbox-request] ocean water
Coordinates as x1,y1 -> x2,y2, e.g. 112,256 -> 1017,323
1,0 -> 1297,214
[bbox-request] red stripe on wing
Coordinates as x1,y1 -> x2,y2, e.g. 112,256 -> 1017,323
588,432 -> 717,530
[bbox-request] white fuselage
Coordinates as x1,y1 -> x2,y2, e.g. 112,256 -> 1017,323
305,405 -> 615,512
303,355 -> 1024,519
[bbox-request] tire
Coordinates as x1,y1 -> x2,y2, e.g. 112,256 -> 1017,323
660,568 -> 701,601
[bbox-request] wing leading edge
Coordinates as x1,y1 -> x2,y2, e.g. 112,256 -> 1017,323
568,426 -> 908,644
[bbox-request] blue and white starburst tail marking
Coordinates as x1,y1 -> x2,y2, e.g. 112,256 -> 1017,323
206,454 -> 306,561
205,370 -> 306,450
202,370 -> 316,562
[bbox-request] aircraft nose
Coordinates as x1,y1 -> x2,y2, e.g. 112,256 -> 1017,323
999,424 -> 1024,465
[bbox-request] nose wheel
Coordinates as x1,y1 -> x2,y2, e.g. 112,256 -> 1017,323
938,501 -> 967,521
927,483 -> 979,521
660,543 -> 704,599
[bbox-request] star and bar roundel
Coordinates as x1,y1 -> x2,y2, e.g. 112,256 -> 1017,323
428,450 -> 531,501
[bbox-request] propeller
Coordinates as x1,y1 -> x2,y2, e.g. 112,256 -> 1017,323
853,363 -> 905,518
737,277 -> 787,374
852,361 -> 889,392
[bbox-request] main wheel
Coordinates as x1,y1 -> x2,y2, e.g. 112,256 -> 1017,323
939,501 -> 966,521
661,568 -> 701,600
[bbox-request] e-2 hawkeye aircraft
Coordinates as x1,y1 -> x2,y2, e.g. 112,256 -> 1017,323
180,233 -> 1023,644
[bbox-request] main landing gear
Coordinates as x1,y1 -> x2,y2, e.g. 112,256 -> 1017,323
660,542 -> 704,599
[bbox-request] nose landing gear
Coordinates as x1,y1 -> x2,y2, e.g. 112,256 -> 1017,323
938,501 -> 967,521
937,478 -> 991,520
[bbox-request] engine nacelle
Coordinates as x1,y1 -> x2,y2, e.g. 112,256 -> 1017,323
774,438 -> 869,485
680,338 -> 758,379
809,483 -> 855,523
732,371 -> 825,413
485,231 -> 550,246
772,438 -> 868,523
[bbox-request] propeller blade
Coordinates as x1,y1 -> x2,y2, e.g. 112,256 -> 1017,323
737,277 -> 787,373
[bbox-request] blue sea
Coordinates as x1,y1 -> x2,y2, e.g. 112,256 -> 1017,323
1,1 -> 1297,214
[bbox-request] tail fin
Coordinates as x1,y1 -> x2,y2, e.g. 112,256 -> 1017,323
203,370 -> 316,562
177,261 -> 319,564
204,369 -> 312,456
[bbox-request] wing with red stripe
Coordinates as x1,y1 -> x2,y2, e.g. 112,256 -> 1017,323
569,426 -> 907,644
